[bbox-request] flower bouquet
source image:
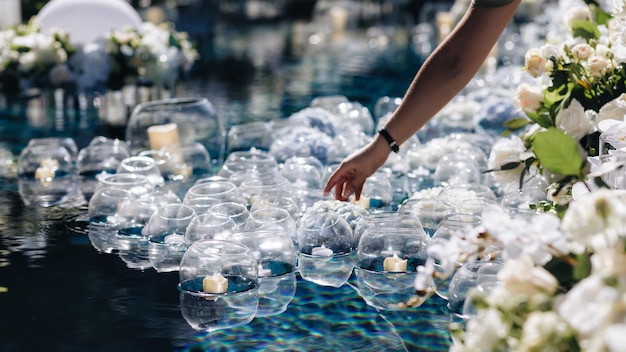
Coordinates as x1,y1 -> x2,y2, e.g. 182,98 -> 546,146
0,18 -> 75,97
490,0 -> 626,200
410,2 -> 626,351
101,21 -> 198,91
0,16 -> 199,97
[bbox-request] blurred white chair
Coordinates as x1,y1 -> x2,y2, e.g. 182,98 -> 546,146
35,0 -> 142,45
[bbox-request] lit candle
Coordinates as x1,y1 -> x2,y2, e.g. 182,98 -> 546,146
147,123 -> 180,151
203,272 -> 228,294
164,233 -> 185,244
258,263 -> 272,277
311,245 -> 333,257
35,158 -> 59,184
329,6 -> 348,32
383,253 -> 407,272
174,163 -> 193,177
147,123 -> 184,170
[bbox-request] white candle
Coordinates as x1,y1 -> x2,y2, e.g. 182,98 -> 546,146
163,234 -> 185,244
147,123 -> 184,170
203,272 -> 228,294
35,158 -> 59,184
329,6 -> 348,32
147,123 -> 181,151
383,253 -> 407,272
258,263 -> 272,277
174,163 -> 193,177
311,245 -> 333,257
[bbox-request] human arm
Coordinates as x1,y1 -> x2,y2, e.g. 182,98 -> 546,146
323,0 -> 521,201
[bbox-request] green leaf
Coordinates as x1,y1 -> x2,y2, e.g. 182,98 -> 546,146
573,252 -> 592,281
531,128 -> 584,176
525,110 -> 554,128
503,117 -> 530,131
593,5 -> 613,25
571,19 -> 601,40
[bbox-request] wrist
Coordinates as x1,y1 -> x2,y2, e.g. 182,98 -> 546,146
378,128 -> 400,153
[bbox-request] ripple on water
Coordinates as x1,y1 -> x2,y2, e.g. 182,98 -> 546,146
176,278 -> 450,352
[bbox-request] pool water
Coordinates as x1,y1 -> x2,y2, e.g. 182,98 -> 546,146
0,18 -> 453,352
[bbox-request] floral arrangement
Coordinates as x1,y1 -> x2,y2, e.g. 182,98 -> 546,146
101,21 -> 198,91
415,188 -> 626,351
0,17 -> 198,95
492,0 -> 626,197
409,1 -> 626,351
0,18 -> 75,96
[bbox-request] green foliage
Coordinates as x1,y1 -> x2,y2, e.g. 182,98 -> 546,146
531,129 -> 585,177
571,19 -> 601,40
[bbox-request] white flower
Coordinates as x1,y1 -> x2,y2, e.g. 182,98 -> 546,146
590,245 -> 626,277
595,43 -> 612,59
557,274 -> 620,338
513,83 -> 544,113
565,6 -> 592,30
571,43 -> 594,61
518,311 -> 573,352
18,51 -> 36,72
561,189 -> 626,251
414,257 -> 435,292
409,186 -> 443,200
587,55 -> 610,77
605,324 -> 626,352
596,93 -> 626,122
540,43 -> 562,59
525,48 -> 551,77
462,308 -> 509,351
498,254 -> 558,297
556,98 -> 594,140
487,135 -> 526,191
610,0 -> 626,17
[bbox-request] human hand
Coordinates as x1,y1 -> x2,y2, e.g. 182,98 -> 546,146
323,138 -> 390,201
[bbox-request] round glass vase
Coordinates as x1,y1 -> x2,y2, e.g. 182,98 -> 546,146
126,97 -> 226,171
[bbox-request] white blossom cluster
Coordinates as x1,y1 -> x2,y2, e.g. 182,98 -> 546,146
0,17 -> 198,93
428,189 -> 626,352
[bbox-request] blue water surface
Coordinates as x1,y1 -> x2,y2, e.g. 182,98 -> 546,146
0,15 -> 453,352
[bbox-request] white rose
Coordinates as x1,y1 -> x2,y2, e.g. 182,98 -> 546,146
462,308 -> 509,351
556,98 -> 594,140
18,51 -> 36,73
487,135 -> 526,190
513,82 -> 544,113
498,254 -> 558,297
587,55 -> 610,77
518,311 -> 572,351
540,43 -> 561,59
565,6 -> 591,30
525,48 -> 550,77
561,189 -> 626,251
596,94 -> 626,122
591,246 -> 626,277
605,324 -> 626,352
595,43 -> 612,58
572,43 -> 594,60
610,0 -> 626,17
557,274 -> 619,337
